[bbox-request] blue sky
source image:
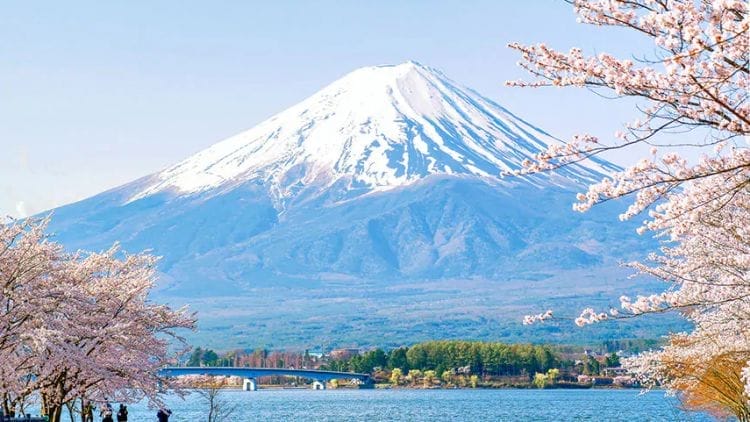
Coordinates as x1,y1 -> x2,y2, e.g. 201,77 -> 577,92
1,1 -> 653,217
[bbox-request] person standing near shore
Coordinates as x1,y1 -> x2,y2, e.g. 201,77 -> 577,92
100,401 -> 113,422
156,408 -> 171,422
116,404 -> 128,422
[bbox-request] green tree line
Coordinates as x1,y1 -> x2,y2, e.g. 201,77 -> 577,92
323,340 -> 558,377
187,347 -> 235,367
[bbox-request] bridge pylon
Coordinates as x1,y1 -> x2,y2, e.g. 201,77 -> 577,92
242,378 -> 258,391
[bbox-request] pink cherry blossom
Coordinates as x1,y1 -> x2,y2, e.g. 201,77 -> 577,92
514,1 -> 750,415
0,218 -> 196,421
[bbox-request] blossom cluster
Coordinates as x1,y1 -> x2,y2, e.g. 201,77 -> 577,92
522,310 -> 553,325
574,308 -> 609,327
619,292 -> 678,314
508,0 -> 748,216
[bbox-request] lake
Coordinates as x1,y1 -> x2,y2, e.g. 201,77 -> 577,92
87,388 -> 712,421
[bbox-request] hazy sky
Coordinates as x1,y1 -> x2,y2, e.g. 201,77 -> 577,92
1,1 -> 656,218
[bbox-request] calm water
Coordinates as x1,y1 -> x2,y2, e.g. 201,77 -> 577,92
85,389 -> 712,421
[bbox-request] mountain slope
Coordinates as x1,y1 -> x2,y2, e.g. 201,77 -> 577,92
46,62 -> 675,348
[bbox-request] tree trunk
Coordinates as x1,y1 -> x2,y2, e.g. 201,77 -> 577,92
2,395 -> 14,417
48,405 -> 63,422
65,401 -> 76,422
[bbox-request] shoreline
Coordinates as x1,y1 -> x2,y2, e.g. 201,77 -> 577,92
182,384 -> 643,391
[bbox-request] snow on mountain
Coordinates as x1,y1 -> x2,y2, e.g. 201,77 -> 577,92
130,61 -> 615,205
45,62 -> 673,348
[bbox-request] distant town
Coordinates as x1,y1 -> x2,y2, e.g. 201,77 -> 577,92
180,339 -> 660,390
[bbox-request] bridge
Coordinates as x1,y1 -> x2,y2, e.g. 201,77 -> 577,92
159,366 -> 371,391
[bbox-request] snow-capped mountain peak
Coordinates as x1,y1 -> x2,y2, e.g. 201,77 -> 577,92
130,61 -> 613,203
47,62 -> 656,349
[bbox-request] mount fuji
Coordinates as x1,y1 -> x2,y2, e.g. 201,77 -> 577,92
47,62 -> 673,348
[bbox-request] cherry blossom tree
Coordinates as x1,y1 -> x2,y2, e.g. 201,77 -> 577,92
0,218 -> 64,417
0,219 -> 196,421
620,173 -> 750,419
34,247 -> 195,422
510,0 -> 749,418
